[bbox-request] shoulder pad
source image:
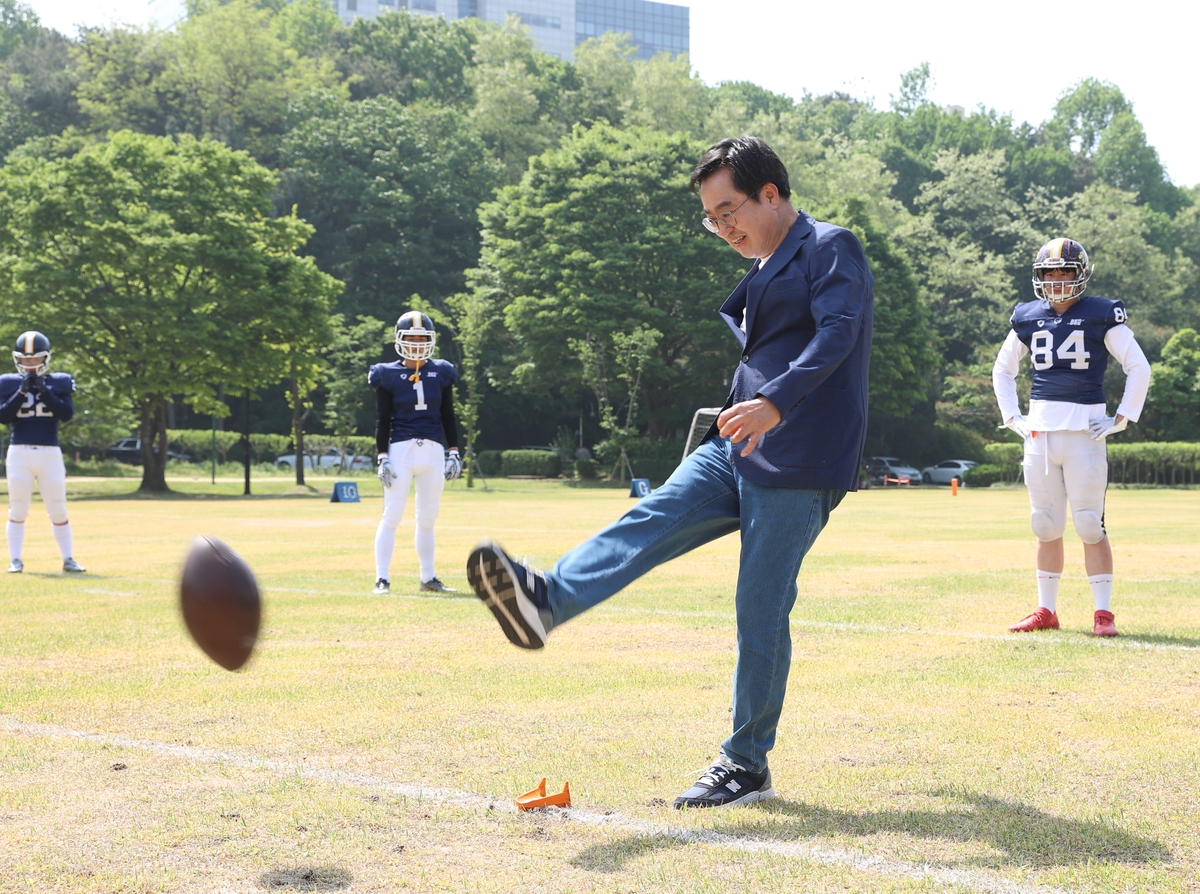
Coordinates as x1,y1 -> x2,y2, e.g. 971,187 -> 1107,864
47,372 -> 76,392
368,364 -> 382,387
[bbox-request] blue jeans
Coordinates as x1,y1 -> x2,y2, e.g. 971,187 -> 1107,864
544,437 -> 844,773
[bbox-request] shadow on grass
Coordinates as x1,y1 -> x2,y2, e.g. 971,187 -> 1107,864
715,788 -> 1168,869
258,866 -> 351,891
570,832 -> 686,872
1113,632 -> 1200,649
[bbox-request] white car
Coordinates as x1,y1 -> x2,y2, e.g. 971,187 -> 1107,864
920,459 -> 978,485
276,449 -> 373,471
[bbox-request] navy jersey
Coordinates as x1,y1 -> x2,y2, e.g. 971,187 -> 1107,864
369,359 -> 457,445
0,372 -> 77,446
1010,296 -> 1126,405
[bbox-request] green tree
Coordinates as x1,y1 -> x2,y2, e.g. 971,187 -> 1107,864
333,9 -> 474,104
0,131 -> 341,491
0,0 -> 38,61
485,123 -> 746,437
322,315 -> 388,466
1145,328 -> 1200,441
273,0 -> 340,58
276,92 -> 503,321
0,27 -> 81,158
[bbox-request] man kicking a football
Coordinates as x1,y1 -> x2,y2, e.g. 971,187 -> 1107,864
466,137 -> 874,808
369,311 -> 462,596
0,331 -> 86,574
993,238 -> 1151,636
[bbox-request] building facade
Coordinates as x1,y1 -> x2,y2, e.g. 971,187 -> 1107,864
334,0 -> 688,62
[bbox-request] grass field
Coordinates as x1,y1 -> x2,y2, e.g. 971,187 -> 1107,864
1,478 -> 1198,893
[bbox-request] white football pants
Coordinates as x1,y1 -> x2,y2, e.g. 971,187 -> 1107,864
6,444 -> 73,560
1022,430 -> 1108,544
374,439 -> 445,582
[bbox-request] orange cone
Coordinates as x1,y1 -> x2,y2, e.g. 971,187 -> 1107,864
515,778 -> 571,810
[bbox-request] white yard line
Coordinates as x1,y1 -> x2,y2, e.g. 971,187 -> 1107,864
1,718 -> 1058,894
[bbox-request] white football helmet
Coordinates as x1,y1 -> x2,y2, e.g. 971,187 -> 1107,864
13,330 -> 51,376
394,311 -> 436,362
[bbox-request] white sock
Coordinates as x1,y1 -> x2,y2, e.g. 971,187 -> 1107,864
374,520 -> 397,581
7,521 -> 24,560
1036,570 -> 1061,612
52,522 -> 73,560
1089,573 -> 1113,612
415,526 -> 435,582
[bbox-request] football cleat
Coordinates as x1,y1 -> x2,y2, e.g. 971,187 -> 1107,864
466,541 -> 550,649
675,754 -> 775,809
7,558 -> 22,573
1093,610 -> 1118,637
420,577 -> 456,594
1009,607 -> 1059,632
373,578 -> 390,595
62,558 -> 85,573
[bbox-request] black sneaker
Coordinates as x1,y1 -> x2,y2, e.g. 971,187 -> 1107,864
373,578 -> 390,595
420,577 -> 457,594
466,540 -> 550,649
674,755 -> 774,809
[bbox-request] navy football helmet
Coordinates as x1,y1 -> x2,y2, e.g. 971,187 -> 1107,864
13,330 -> 51,375
1032,238 -> 1093,305
394,311 -> 436,362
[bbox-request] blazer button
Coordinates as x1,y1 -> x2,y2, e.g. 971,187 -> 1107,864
741,354 -> 750,363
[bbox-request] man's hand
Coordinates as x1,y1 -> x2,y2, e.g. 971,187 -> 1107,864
444,448 -> 463,481
377,455 -> 397,488
718,397 -> 782,457
20,373 -> 38,394
1088,415 -> 1128,441
1003,414 -> 1032,439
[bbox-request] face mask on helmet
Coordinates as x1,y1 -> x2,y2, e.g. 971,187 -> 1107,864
12,330 -> 51,376
1032,238 -> 1093,305
394,312 -> 436,362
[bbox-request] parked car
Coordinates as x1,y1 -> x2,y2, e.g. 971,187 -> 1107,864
275,448 -> 373,471
920,459 -> 978,485
106,437 -> 194,464
864,455 -> 922,485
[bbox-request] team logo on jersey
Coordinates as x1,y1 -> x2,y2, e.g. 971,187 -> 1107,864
1070,319 -> 1083,325
1037,320 -> 1045,327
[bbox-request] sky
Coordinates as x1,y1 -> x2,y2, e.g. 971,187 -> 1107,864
23,0 -> 1200,187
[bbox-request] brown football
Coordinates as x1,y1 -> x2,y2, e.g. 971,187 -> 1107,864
179,536 -> 261,671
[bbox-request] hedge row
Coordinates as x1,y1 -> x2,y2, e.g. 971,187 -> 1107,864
981,440 -> 1200,485
474,449 -> 562,478
166,429 -> 376,464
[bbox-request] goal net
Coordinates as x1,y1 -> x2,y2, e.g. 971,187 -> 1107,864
682,407 -> 723,461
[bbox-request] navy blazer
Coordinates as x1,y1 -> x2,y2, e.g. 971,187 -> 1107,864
705,212 -> 874,491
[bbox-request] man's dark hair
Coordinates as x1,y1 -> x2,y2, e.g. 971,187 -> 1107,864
689,136 -> 791,200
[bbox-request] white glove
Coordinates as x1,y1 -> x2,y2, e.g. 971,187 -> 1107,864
1089,416 -> 1128,441
1004,414 -> 1032,439
444,448 -> 462,481
377,456 -> 397,488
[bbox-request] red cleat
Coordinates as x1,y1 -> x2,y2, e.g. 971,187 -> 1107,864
1093,610 -> 1118,637
1009,607 -> 1059,632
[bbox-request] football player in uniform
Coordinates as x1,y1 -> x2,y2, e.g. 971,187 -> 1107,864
369,311 -> 463,596
0,331 -> 86,574
992,238 -> 1151,636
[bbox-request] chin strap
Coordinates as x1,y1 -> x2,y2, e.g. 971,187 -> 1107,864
408,358 -> 423,382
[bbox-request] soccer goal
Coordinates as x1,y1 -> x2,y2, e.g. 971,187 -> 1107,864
682,407 -> 724,462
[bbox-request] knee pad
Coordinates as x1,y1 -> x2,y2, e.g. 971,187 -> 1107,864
1030,508 -> 1064,542
45,501 -> 69,525
1073,510 -> 1106,544
7,500 -> 30,524
379,504 -> 404,529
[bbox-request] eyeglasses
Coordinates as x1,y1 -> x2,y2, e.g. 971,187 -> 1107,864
701,195 -> 751,234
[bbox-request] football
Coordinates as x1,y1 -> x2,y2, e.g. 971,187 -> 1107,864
179,536 -> 261,671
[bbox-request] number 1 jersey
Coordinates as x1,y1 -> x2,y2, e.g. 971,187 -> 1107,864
368,359 -> 458,446
1010,295 -> 1126,405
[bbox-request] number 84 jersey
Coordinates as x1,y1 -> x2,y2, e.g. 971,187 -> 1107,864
1010,295 -> 1126,405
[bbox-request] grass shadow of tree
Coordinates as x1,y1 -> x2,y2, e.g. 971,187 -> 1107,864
719,787 -> 1168,869
258,865 -> 352,891
569,832 -> 686,873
